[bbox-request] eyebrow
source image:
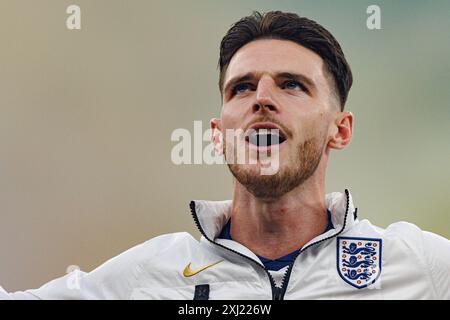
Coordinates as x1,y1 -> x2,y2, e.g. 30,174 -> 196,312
223,71 -> 316,95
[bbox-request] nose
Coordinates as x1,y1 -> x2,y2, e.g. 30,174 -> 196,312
253,76 -> 279,113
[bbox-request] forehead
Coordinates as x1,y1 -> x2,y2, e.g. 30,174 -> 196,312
224,39 -> 326,84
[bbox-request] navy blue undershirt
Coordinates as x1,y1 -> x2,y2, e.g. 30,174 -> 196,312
218,209 -> 334,271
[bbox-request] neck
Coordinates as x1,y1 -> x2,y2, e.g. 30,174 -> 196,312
230,170 -> 328,260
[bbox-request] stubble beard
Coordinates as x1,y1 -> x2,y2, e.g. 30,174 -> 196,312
225,136 -> 325,199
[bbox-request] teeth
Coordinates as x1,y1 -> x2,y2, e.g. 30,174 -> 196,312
245,127 -> 287,147
247,129 -> 283,146
255,131 -> 276,136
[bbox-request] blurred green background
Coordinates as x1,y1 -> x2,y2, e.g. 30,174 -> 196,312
0,0 -> 449,291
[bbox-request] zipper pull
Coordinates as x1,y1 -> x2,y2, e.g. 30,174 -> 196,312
273,287 -> 283,300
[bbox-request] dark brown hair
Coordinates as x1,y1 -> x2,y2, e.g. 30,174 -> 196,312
218,11 -> 353,110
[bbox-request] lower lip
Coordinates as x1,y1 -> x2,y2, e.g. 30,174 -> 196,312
245,140 -> 287,152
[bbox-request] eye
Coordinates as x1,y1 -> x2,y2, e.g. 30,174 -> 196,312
282,80 -> 306,91
232,83 -> 253,96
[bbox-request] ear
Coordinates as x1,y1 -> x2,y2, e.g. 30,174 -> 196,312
210,118 -> 223,155
328,111 -> 353,150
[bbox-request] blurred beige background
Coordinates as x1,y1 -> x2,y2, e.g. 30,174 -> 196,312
1,0 -> 449,291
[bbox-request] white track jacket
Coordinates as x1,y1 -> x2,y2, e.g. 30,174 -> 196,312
1,190 -> 449,299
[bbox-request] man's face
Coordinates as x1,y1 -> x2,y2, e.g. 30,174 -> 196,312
214,39 -> 340,198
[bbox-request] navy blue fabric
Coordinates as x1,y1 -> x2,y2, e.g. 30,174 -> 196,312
218,209 -> 334,271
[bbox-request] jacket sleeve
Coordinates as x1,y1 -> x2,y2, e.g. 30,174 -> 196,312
0,232 -> 189,300
0,270 -> 87,300
0,238 -> 158,300
1,285 -> 41,299
422,231 -> 450,299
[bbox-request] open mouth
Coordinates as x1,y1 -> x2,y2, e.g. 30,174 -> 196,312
245,130 -> 286,147
244,123 -> 287,148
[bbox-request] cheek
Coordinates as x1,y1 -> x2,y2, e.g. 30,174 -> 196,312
289,116 -> 328,142
221,105 -> 244,130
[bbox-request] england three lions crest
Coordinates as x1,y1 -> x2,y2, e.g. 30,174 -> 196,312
337,237 -> 382,289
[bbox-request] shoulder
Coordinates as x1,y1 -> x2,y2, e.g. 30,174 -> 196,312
387,222 -> 450,299
353,219 -> 450,298
343,220 -> 427,262
23,232 -> 201,299
81,232 -> 200,298
140,231 -> 199,252
348,219 -> 450,271
375,221 -> 450,253
83,232 -> 199,285
353,219 -> 440,242
98,232 -> 199,270
354,219 -> 450,253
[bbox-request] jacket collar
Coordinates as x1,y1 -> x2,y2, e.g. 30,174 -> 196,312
190,189 -> 357,242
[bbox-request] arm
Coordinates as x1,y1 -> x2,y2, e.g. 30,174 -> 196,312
0,232 -> 187,300
0,240 -> 152,300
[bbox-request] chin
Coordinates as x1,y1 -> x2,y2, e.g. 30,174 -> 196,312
234,160 -> 283,177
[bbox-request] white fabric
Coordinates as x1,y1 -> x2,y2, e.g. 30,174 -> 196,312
1,190 -> 449,299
